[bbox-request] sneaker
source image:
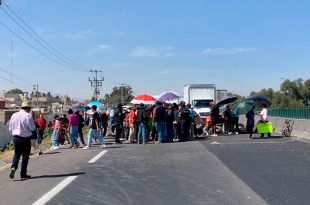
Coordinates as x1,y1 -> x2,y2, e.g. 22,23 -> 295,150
50,146 -> 55,150
101,144 -> 106,148
211,134 -> 218,137
235,132 -> 239,135
228,132 -> 232,135
21,174 -> 31,179
52,146 -> 59,150
83,146 -> 89,150
9,168 -> 15,179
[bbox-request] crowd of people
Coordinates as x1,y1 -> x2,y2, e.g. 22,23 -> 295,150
7,99 -> 270,179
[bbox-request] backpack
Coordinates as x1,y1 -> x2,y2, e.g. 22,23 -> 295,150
180,108 -> 191,121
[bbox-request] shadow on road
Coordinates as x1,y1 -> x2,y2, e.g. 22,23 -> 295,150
29,171 -> 85,180
252,135 -> 285,139
43,151 -> 61,155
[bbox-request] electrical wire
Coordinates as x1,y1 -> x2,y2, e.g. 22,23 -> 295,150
1,2 -> 89,72
0,21 -> 87,72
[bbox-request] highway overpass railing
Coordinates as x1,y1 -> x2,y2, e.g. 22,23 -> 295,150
268,107 -> 310,119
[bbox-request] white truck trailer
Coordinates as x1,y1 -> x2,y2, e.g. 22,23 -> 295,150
183,84 -> 216,118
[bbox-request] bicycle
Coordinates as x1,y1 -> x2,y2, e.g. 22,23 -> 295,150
281,119 -> 294,137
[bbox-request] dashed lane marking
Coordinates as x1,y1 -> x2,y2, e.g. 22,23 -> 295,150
88,150 -> 108,164
32,176 -> 77,205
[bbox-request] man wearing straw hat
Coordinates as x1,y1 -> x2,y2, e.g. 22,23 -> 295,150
8,100 -> 36,179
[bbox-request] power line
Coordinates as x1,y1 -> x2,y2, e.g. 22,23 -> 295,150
1,2 -> 88,72
0,21 -> 86,72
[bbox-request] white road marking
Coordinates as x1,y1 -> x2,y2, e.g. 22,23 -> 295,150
32,176 -> 77,205
88,150 -> 108,164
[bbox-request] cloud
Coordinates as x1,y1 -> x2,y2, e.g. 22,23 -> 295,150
110,31 -> 125,36
111,62 -> 133,68
87,44 -> 112,55
130,46 -> 176,58
97,44 -> 112,50
130,47 -> 159,58
155,68 -> 224,75
201,47 -> 258,55
65,30 -> 96,40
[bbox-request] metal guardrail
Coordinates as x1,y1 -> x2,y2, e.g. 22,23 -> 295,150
268,107 -> 310,119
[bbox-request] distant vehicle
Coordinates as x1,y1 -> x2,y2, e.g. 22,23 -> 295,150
183,84 -> 216,120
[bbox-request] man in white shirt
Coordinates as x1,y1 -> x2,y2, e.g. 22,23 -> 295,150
9,101 -> 36,179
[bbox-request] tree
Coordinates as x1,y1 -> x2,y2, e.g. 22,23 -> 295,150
103,85 -> 134,106
249,78 -> 310,108
6,88 -> 23,94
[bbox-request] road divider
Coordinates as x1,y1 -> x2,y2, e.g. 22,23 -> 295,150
88,150 -> 108,164
32,176 -> 77,205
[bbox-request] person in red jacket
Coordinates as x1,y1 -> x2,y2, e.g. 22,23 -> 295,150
35,113 -> 47,154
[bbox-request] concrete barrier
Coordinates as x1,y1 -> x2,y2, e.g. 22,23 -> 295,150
239,115 -> 310,139
0,122 -> 11,149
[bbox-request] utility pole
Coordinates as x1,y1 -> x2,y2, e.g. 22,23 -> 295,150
120,83 -> 127,104
88,70 -> 104,101
33,83 -> 39,108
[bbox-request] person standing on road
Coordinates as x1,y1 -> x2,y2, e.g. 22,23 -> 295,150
187,104 -> 195,140
112,103 -> 124,144
128,107 -> 137,143
259,103 -> 271,138
178,102 -> 191,142
68,109 -> 79,148
51,115 -> 61,149
83,105 -> 105,149
9,101 -> 36,179
75,111 -> 86,146
246,106 -> 256,139
153,101 -> 166,143
136,103 -> 147,144
210,103 -> 220,137
223,106 -> 232,134
166,105 -> 175,143
35,113 -> 46,155
101,111 -> 109,139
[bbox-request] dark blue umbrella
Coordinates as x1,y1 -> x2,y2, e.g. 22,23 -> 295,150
216,96 -> 238,106
246,96 -> 272,107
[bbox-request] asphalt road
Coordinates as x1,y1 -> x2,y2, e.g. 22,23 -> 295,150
202,134 -> 310,205
0,134 -> 310,205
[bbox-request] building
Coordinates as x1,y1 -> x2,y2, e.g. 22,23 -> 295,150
0,98 -> 5,109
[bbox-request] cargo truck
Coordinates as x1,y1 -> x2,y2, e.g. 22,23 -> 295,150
183,84 -> 216,118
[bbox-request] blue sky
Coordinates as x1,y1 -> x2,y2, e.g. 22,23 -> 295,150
0,0 -> 310,100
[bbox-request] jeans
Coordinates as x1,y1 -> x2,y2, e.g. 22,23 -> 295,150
102,123 -> 107,138
87,128 -> 104,147
115,126 -> 122,143
166,122 -> 174,142
180,120 -> 190,141
77,127 -> 85,145
51,129 -> 59,147
138,123 -> 147,143
11,137 -> 31,176
155,122 -> 165,142
36,130 -> 44,145
69,126 -> 78,145
128,126 -> 136,143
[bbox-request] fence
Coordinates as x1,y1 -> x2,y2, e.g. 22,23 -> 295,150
268,107 -> 310,119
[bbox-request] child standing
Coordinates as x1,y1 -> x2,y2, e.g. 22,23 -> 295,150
51,115 -> 61,150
